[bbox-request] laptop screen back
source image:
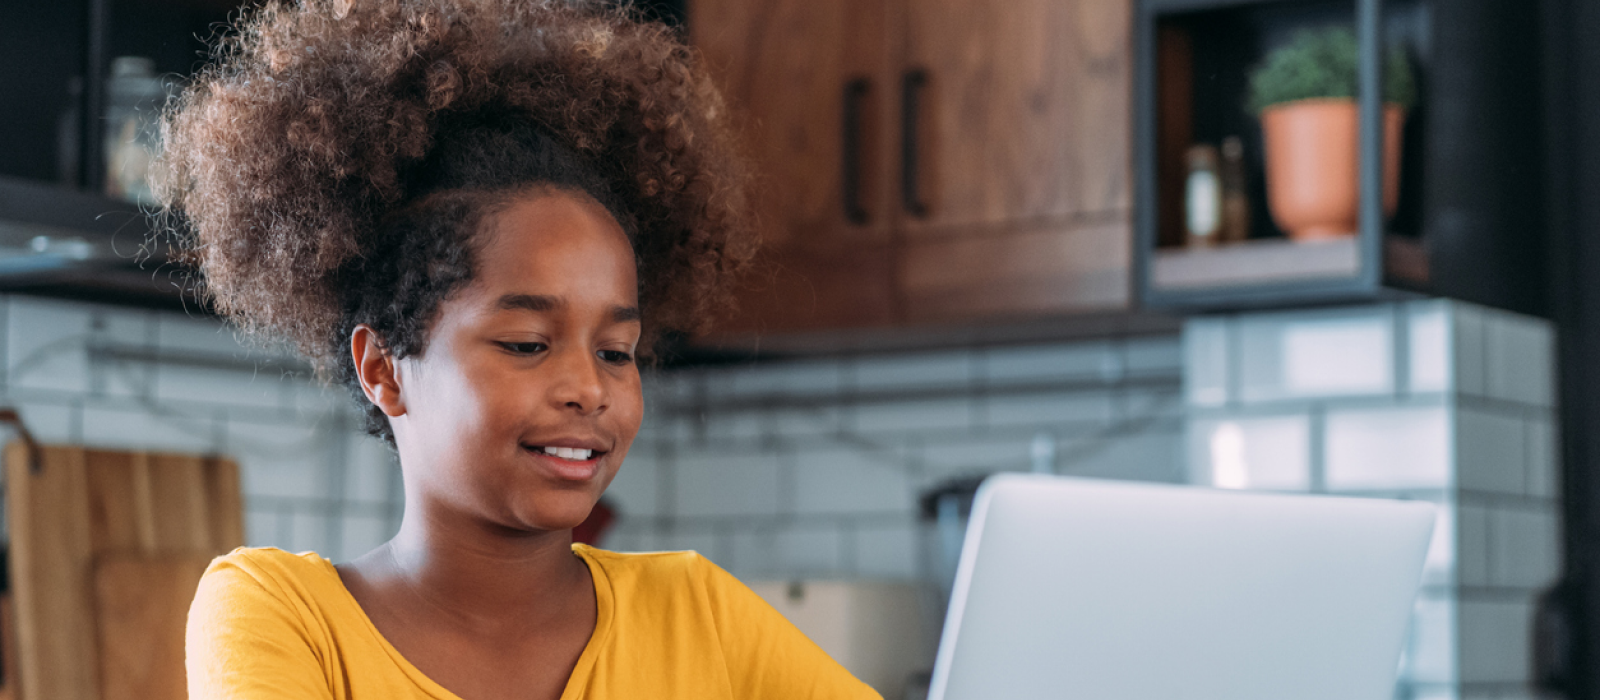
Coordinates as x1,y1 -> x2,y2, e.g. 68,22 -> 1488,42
928,475 -> 1434,700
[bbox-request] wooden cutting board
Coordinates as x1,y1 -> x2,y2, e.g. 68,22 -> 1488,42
93,556 -> 213,700
5,442 -> 243,700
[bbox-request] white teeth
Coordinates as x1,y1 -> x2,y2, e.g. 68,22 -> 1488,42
539,446 -> 593,461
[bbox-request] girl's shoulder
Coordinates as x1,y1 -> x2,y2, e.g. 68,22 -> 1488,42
573,544 -> 751,605
573,544 -> 722,586
196,546 -> 348,619
205,546 -> 337,588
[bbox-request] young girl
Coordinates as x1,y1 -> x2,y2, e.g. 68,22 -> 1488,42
159,2 -> 880,698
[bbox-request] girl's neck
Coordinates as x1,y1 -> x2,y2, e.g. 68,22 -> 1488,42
355,500 -> 593,637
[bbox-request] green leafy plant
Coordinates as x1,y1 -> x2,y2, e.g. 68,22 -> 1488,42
1246,26 -> 1417,114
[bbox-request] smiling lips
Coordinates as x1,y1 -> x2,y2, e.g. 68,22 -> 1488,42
521,442 -> 607,481
538,445 -> 595,461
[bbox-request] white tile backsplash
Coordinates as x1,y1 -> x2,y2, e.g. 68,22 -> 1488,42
1183,318 -> 1230,407
79,404 -> 219,453
156,313 -> 255,357
1421,502 -> 1456,587
1409,302 -> 1451,395
1458,503 -> 1492,588
853,398 -> 976,434
1280,316 -> 1393,397
854,524 -> 921,580
1237,307 -> 1396,403
1525,418 -> 1559,499
1182,300 -> 1561,699
8,297 -> 92,393
245,509 -> 284,549
155,364 -> 286,411
1323,405 -> 1451,490
234,420 -> 334,500
339,514 -> 395,562
671,450 -> 783,518
1407,596 -> 1457,684
1453,304 -> 1488,397
726,529 -> 781,578
342,435 -> 397,504
1188,415 -> 1312,491
912,435 -> 1036,482
721,359 -> 844,399
987,340 -> 1115,384
776,528 -> 844,576
983,391 -> 1115,429
89,307 -> 158,399
1064,427 -> 1184,484
853,349 -> 974,391
16,401 -> 78,443
1458,599 -> 1535,683
1457,408 -> 1529,496
289,511 -> 331,556
1484,311 -> 1555,408
1123,336 -> 1183,374
1490,507 -> 1560,590
605,451 -> 661,518
793,447 -> 914,515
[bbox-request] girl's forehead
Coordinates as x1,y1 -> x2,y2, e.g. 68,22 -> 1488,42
471,191 -> 639,302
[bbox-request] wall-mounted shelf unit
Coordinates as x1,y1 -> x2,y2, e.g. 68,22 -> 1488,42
1133,0 -> 1546,316
0,0 -> 241,308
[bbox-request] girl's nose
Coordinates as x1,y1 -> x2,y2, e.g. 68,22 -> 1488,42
549,348 -> 608,415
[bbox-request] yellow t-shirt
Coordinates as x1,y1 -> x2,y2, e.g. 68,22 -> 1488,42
187,545 -> 881,699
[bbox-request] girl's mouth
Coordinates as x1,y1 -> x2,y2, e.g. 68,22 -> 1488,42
521,443 -> 607,481
530,445 -> 597,461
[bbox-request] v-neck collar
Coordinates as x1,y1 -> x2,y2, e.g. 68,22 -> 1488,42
321,544 -> 616,700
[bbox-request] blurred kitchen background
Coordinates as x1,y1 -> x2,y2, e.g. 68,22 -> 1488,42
6,0 -> 1600,699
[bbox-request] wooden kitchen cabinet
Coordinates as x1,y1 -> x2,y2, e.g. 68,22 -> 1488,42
691,0 -> 900,333
690,0 -> 1133,338
898,0 -> 1133,322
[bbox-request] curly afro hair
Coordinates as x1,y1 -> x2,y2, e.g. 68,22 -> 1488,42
153,0 -> 756,442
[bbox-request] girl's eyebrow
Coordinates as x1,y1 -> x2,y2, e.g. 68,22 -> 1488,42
497,293 -> 640,323
498,293 -> 559,312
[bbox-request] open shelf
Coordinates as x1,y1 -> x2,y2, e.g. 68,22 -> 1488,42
1134,0 -> 1545,316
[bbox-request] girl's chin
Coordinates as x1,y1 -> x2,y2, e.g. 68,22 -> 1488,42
502,496 -> 602,534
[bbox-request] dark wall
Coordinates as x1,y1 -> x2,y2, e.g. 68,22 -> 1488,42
1545,0 -> 1600,695
1426,0 -> 1547,317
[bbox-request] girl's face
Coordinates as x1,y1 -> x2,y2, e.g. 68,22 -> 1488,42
386,189 -> 643,534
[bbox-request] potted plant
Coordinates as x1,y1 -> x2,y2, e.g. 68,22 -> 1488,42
1247,27 -> 1416,241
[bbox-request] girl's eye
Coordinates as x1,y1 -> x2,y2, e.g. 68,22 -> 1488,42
598,349 -> 635,366
499,341 -> 548,356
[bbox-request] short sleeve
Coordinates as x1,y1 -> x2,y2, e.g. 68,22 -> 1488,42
695,555 -> 883,700
186,556 -> 337,700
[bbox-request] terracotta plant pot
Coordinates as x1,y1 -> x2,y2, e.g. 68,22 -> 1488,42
1260,98 -> 1405,241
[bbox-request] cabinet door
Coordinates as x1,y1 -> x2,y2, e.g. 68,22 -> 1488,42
900,0 -> 1132,231
691,0 -> 899,335
897,0 -> 1133,320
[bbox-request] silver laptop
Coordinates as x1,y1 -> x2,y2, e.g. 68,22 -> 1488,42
928,474 -> 1434,700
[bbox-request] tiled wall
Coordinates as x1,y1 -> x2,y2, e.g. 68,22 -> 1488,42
1184,300 -> 1560,700
0,295 -> 402,562
603,333 -> 1187,584
11,294 -> 1539,695
0,295 -> 1188,592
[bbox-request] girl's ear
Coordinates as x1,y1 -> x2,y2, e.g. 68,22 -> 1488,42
351,325 -> 406,418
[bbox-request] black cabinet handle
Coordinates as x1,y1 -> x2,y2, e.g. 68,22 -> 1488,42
900,69 -> 930,218
842,77 -> 871,225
